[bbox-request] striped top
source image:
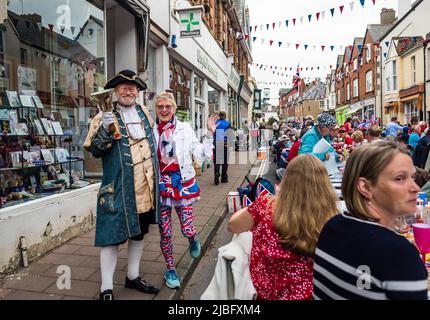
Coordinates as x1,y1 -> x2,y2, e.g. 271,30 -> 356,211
313,213 -> 428,300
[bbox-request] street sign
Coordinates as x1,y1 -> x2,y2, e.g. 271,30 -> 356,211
178,6 -> 203,38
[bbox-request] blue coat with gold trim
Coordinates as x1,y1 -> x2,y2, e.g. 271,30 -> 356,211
84,105 -> 160,247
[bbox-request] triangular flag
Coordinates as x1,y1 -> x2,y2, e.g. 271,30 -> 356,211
292,18 -> 296,26
286,42 -> 291,48
300,16 -> 304,24
60,26 -> 65,34
358,44 -> 362,51
372,0 -> 376,4
249,26 -> 252,33
261,38 -> 265,44
270,40 -> 274,46
253,36 -> 257,42
349,2 -> 355,11
384,53 -> 387,58
285,20 -> 289,28
330,45 -> 334,51
244,34 -> 249,41
257,183 -> 273,199
308,14 -> 312,23
278,41 -> 283,47
322,45 -> 326,51
385,41 -> 389,47
313,45 -> 317,51
266,24 -> 269,30
375,41 -> 380,48
304,44 -> 308,50
278,21 -> 282,28
360,0 -> 366,7
272,22 -> 276,29
254,26 -> 257,32
48,24 -> 54,31
330,8 -> 335,16
243,195 -> 253,208
260,25 -> 263,31
339,5 -> 345,14
296,43 -> 300,49
316,12 -> 321,21
71,26 -> 75,35
321,11 -> 326,20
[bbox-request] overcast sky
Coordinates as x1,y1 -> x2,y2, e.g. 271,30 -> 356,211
247,0 -> 402,104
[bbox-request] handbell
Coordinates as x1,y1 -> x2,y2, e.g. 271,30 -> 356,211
90,89 -> 121,140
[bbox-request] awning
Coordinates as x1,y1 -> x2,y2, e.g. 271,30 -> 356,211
335,105 -> 350,113
345,108 -> 361,115
400,94 -> 420,103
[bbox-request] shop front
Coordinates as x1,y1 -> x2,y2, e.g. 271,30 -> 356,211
0,0 -> 151,273
335,105 -> 351,125
399,84 -> 425,124
349,98 -> 376,121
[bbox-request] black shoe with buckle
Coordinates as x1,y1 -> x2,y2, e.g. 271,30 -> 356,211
125,276 -> 160,294
99,289 -> 114,300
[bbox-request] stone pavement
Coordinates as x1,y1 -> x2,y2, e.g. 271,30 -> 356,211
0,151 -> 255,300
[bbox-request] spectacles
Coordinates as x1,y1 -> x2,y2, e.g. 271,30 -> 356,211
156,105 -> 173,111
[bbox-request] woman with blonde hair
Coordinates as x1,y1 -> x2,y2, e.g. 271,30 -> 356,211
313,140 -> 428,300
153,92 -> 219,289
228,154 -> 339,300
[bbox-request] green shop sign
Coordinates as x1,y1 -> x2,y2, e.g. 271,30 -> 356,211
177,7 -> 203,38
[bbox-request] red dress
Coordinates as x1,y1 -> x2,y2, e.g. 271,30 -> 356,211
247,196 -> 314,300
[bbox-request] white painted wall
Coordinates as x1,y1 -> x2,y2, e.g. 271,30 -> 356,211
147,0 -> 170,34
0,184 -> 99,273
114,6 -> 138,72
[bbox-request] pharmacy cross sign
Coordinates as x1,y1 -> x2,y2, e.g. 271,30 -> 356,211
179,8 -> 202,38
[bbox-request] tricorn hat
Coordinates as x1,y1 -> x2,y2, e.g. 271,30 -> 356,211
104,69 -> 147,91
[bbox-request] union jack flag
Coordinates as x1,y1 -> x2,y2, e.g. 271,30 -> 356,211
243,195 -> 253,208
257,183 -> 273,199
292,63 -> 301,90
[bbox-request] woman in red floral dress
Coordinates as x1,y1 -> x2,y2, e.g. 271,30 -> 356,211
228,154 -> 339,300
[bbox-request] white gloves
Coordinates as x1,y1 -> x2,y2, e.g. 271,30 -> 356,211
102,112 -> 115,131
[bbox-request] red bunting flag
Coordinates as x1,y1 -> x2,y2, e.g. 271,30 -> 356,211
372,0 -> 376,4
270,40 -> 274,46
272,22 -> 276,29
254,26 -> 257,32
321,45 -> 325,51
295,43 -> 300,49
244,34 -> 249,41
339,5 -> 345,14
316,12 -> 320,21
348,45 -> 353,51
375,41 -> 380,48
293,18 -> 296,26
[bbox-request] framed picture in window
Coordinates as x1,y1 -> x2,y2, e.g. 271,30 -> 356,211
6,91 -> 21,108
41,149 -> 54,164
19,95 -> 35,108
51,121 -> 63,135
32,96 -> 44,108
33,119 -> 45,135
40,118 -> 54,135
14,123 -> 29,136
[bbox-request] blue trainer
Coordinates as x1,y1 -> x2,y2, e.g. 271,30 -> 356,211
189,238 -> 201,259
164,269 -> 180,289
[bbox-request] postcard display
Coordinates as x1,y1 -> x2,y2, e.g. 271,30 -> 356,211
0,92 -> 85,208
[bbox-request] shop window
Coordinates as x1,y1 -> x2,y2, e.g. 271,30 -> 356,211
169,59 -> 191,122
366,71 -> 373,92
0,0 -> 106,208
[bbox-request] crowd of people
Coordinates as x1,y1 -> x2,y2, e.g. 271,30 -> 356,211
228,112 -> 430,300
85,68 -> 428,300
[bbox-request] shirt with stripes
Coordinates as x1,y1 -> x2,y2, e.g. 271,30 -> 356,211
313,213 -> 428,300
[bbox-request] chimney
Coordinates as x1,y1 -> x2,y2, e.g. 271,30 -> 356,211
398,0 -> 411,19
380,8 -> 396,24
21,14 -> 42,24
